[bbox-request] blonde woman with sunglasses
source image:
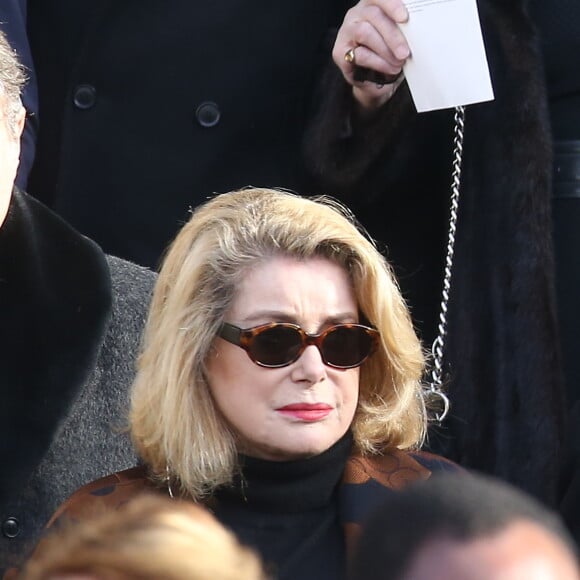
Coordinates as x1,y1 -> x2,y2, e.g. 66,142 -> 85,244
36,188 -> 459,580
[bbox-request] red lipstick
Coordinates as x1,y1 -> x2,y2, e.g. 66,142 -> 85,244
276,403 -> 332,422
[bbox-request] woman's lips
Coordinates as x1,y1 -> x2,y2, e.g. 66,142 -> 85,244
276,403 -> 332,422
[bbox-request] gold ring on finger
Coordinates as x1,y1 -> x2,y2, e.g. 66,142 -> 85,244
344,47 -> 356,65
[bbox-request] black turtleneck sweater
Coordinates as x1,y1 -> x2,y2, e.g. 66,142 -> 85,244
211,434 -> 353,580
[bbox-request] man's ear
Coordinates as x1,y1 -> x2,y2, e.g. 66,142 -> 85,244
15,105 -> 25,140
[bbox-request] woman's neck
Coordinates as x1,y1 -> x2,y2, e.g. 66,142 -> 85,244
215,432 -> 354,513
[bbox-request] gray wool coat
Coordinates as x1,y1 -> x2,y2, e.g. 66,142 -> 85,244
0,189 -> 156,571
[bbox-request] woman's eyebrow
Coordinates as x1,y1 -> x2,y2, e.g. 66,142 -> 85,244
324,313 -> 359,324
237,310 -> 295,325
238,311 -> 359,326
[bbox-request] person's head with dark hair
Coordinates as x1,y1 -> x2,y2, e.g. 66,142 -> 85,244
350,472 -> 579,580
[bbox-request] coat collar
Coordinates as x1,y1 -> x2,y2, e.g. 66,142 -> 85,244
0,189 -> 111,503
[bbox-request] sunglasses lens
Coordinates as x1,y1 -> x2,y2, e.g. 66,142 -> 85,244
250,325 -> 302,367
322,326 -> 375,368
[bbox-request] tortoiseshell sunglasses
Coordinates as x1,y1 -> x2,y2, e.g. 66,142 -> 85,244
218,322 -> 379,369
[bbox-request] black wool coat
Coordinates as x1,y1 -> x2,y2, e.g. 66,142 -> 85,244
26,0 -> 349,269
306,0 -> 565,506
0,190 -> 155,572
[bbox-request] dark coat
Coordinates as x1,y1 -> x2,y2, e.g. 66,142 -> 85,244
305,0 -> 565,507
25,0 -> 349,268
0,190 -> 155,571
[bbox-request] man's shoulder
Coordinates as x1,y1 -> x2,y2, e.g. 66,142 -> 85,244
106,254 -> 156,289
96,256 -> 153,372
105,254 -> 155,322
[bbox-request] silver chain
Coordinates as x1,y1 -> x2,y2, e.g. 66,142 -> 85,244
428,105 -> 465,422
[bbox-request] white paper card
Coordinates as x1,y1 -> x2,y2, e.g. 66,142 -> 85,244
399,0 -> 494,112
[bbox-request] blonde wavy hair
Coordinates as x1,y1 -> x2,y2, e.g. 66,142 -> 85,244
131,188 -> 429,498
21,494 -> 266,580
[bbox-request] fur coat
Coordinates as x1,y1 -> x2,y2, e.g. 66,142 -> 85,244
0,190 -> 155,571
305,0 -> 565,506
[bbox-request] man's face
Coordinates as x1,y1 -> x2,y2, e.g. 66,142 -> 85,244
0,97 -> 24,225
403,520 -> 579,580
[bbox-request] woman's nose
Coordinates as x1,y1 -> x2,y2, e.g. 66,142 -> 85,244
291,344 -> 327,384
